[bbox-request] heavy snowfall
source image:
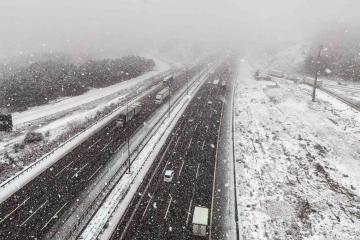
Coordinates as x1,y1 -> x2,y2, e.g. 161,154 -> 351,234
0,0 -> 360,240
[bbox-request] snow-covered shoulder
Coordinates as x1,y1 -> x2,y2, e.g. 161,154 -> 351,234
233,58 -> 360,240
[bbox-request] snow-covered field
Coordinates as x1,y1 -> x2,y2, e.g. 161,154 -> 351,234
234,59 -> 360,240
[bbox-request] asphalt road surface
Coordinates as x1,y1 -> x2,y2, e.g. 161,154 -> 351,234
0,64 -> 205,240
110,60 -> 232,240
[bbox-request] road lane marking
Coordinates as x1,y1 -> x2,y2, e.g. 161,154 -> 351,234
185,199 -> 193,225
187,137 -> 193,150
195,163 -> 200,179
178,160 -> 185,177
194,122 -> 200,131
141,195 -> 153,219
0,197 -> 30,224
41,202 -> 68,231
109,125 -> 118,133
71,163 -> 89,179
88,138 -> 101,150
161,160 -> 170,175
20,200 -> 49,227
87,165 -> 102,181
174,136 -> 181,150
209,100 -> 224,240
201,140 -> 205,150
101,140 -> 113,152
115,142 -> 125,153
55,161 -> 74,177
164,194 -> 173,220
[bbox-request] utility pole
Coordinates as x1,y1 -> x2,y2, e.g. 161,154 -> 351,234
168,78 -> 171,118
312,45 -> 323,102
126,103 -> 131,173
186,67 -> 189,95
164,75 -> 173,118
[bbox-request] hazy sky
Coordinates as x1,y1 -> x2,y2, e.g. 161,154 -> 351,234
0,0 -> 359,59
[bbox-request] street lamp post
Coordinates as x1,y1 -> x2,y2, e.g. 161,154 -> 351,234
312,45 -> 323,102
164,75 -> 173,118
126,103 -> 131,173
186,66 -> 189,95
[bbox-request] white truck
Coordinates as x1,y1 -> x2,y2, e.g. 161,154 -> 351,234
303,77 -> 323,87
155,87 -> 170,104
192,206 -> 209,237
213,79 -> 219,85
116,102 -> 141,127
268,70 -> 285,78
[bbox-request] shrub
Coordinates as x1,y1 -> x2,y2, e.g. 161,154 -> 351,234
24,131 -> 44,144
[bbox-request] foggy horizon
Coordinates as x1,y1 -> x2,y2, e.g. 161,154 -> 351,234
1,0 -> 359,60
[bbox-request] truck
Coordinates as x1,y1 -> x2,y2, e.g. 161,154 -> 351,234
155,87 -> 170,104
303,77 -> 323,87
116,102 -> 141,127
268,70 -> 285,78
213,79 -> 219,85
0,108 -> 12,132
192,206 -> 209,237
163,75 -> 173,83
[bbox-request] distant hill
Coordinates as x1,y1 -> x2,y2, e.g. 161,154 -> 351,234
0,55 -> 155,112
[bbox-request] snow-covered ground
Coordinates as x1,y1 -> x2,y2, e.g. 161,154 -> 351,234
234,58 -> 360,240
252,43 -> 309,73
321,80 -> 360,104
0,57 -> 171,181
12,57 -> 170,128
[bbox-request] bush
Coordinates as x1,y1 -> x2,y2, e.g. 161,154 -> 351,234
24,131 -> 44,144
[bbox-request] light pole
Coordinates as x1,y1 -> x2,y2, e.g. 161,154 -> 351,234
164,75 -> 173,118
312,45 -> 323,102
186,66 -> 189,95
126,103 -> 131,173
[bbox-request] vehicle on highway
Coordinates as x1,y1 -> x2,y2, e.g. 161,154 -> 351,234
155,86 -> 170,104
287,74 -> 302,83
221,81 -> 226,88
116,102 -> 141,127
254,70 -> 272,81
268,70 -> 285,78
0,108 -> 12,132
213,79 -> 219,85
164,170 -> 174,182
303,77 -> 323,87
192,206 -> 209,237
207,101 -> 213,105
163,75 -> 173,83
188,118 -> 194,123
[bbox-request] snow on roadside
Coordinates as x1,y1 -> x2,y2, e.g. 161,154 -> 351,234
0,57 -> 170,174
12,57 -> 170,126
234,59 -> 360,240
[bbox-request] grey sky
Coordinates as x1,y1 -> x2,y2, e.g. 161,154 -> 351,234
0,0 -> 358,59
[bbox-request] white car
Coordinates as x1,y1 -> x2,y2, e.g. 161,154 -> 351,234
207,101 -> 212,105
164,170 -> 174,182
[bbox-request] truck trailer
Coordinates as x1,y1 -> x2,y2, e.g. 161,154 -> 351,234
116,102 -> 141,127
303,77 -> 323,87
155,87 -> 170,104
268,70 -> 285,78
192,206 -> 209,237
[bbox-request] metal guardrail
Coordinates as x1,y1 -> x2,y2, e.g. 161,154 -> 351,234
0,70 -> 173,190
63,66 -> 211,240
320,87 -> 360,111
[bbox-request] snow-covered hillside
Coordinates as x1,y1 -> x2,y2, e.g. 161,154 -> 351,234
233,59 -> 360,240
